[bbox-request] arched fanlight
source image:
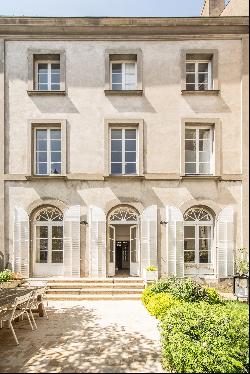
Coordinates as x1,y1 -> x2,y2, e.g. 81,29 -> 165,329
184,207 -> 213,222
35,207 -> 63,222
108,206 -> 139,224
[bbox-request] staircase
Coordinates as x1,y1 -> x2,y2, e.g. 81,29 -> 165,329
41,278 -> 145,301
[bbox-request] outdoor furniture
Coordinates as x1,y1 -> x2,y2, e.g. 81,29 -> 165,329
0,292 -> 35,345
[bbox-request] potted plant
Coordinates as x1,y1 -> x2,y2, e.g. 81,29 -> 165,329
0,269 -> 24,289
233,248 -> 249,301
143,266 -> 158,283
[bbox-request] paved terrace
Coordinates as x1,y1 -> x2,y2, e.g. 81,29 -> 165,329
0,300 -> 164,373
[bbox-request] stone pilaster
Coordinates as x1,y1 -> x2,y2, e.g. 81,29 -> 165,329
0,39 -> 4,270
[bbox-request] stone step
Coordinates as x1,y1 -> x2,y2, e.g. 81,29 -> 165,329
47,288 -> 144,295
46,294 -> 142,301
47,282 -> 145,289
46,278 -> 144,284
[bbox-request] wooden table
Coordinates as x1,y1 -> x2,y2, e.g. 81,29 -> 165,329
0,286 -> 45,317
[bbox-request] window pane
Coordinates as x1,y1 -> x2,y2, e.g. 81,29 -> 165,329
111,130 -> 122,139
125,163 -> 137,174
111,152 -> 122,162
112,63 -> 122,73
36,130 -> 47,140
185,150 -> 196,162
52,251 -> 63,263
125,152 -> 136,162
184,226 -> 195,238
199,251 -> 209,263
125,140 -> 136,152
51,152 -> 61,163
39,251 -> 48,263
199,129 -> 210,141
51,83 -> 60,90
111,163 -> 122,174
51,140 -> 61,151
38,83 -> 49,91
199,226 -> 211,238
37,163 -> 47,175
38,63 -> 48,74
50,130 -> 61,140
199,151 -> 210,162
36,226 -> 48,239
112,74 -> 122,84
112,83 -> 123,90
37,140 -> 47,151
198,63 -> 209,72
184,238 -> 195,251
38,74 -> 48,84
186,63 -> 195,72
185,163 -> 196,174
52,226 -> 63,238
199,140 -> 210,152
125,130 -> 136,139
37,152 -> 47,162
51,163 -> 61,174
199,163 -> 210,174
186,74 -> 195,84
185,139 -> 196,152
185,129 -> 196,140
184,251 -> 195,263
52,239 -> 63,251
186,83 -> 195,91
111,140 -> 122,152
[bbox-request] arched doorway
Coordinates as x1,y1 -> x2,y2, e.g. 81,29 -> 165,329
107,205 -> 140,277
32,206 -> 64,277
183,206 -> 215,276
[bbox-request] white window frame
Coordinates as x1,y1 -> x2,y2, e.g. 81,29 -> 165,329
109,127 -> 139,175
110,61 -> 137,90
34,127 -> 62,176
35,60 -> 60,91
184,220 -> 214,265
186,60 -> 212,91
185,125 -> 214,175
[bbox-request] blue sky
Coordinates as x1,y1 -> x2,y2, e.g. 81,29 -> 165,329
0,0 -> 208,17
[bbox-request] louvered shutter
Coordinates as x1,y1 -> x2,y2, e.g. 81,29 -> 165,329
13,207 -> 29,278
63,205 -> 80,277
166,206 -> 184,277
88,206 -> 106,277
140,205 -> 158,272
216,205 -> 234,278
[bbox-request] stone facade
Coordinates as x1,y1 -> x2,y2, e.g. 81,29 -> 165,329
0,14 -> 248,280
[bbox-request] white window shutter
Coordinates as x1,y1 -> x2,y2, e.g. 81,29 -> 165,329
166,206 -> 184,278
216,205 -> 234,278
13,207 -> 29,278
63,205 -> 80,277
141,205 -> 158,272
88,206 -> 106,277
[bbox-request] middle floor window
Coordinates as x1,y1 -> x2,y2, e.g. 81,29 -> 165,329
185,126 -> 214,175
34,128 -> 62,175
111,61 -> 137,90
110,128 -> 138,175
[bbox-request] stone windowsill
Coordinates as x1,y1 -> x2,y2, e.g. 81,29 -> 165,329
104,89 -> 143,96
104,175 -> 145,180
25,175 -> 67,180
181,90 -> 220,95
27,90 -> 66,96
181,175 -> 221,180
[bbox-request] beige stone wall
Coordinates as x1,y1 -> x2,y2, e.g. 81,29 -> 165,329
5,39 -> 242,176
221,0 -> 249,16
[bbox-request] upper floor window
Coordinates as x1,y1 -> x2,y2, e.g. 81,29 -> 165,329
35,61 -> 60,91
186,60 -> 212,91
34,128 -> 62,175
111,62 -> 137,91
185,126 -> 214,175
110,128 -> 138,175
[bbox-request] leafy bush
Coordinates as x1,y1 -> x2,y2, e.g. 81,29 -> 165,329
149,277 -> 222,304
0,269 -> 12,283
146,292 -> 180,320
160,301 -> 249,373
141,286 -> 154,306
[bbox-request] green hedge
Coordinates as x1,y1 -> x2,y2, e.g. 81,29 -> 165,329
0,269 -> 12,283
160,301 -> 249,373
141,278 -> 249,373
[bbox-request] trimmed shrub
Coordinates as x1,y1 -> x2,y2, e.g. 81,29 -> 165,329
146,292 -> 180,320
0,269 -> 12,283
160,301 -> 249,373
203,286 -> 223,305
141,285 -> 154,306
